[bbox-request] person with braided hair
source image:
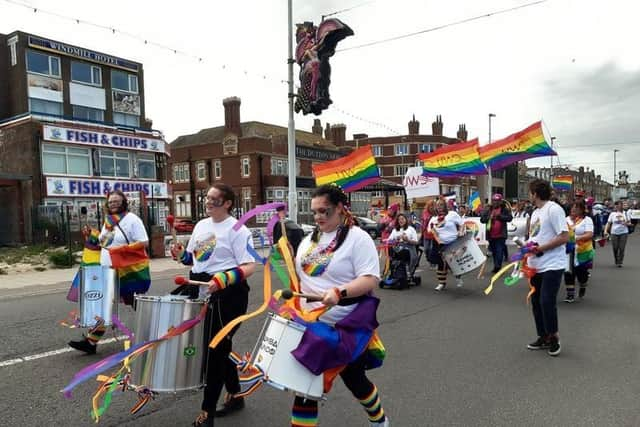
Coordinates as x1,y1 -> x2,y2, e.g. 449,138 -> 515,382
170,183 -> 257,427
291,184 -> 389,427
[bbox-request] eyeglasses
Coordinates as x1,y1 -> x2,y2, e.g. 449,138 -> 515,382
206,197 -> 225,207
310,206 -> 334,217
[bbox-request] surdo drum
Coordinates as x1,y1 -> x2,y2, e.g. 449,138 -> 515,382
79,265 -> 119,328
442,235 -> 487,276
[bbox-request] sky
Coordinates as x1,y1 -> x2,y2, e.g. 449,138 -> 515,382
2,0 -> 639,184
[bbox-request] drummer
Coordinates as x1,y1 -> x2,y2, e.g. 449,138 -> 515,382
428,199 -> 466,291
68,190 -> 148,355
291,183 -> 389,427
170,183 -> 256,427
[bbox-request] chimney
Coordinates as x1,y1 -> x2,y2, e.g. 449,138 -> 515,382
408,114 -> 420,135
353,133 -> 368,140
312,119 -> 323,136
330,124 -> 347,147
324,123 -> 331,140
432,115 -> 443,136
456,124 -> 468,141
223,96 -> 242,136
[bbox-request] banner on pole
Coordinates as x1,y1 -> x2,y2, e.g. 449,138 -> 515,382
403,167 -> 439,199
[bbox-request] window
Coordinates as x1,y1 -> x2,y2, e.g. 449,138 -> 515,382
111,70 -> 138,93
8,36 -> 18,66
271,157 -> 289,176
175,193 -> 191,217
29,98 -> 62,116
72,105 -> 105,122
173,163 -> 190,183
71,62 -> 102,86
42,144 -> 91,175
214,159 -> 221,179
241,156 -> 250,177
394,191 -> 404,196
196,161 -> 206,181
372,191 -> 384,198
395,144 -> 409,156
26,50 -> 60,77
419,144 -> 432,153
136,153 -> 156,179
113,112 -> 139,127
394,164 -> 409,176
242,188 -> 252,216
100,150 -> 130,177
372,145 -> 383,157
415,159 -> 422,167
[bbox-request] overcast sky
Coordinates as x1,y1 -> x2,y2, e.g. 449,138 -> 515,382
2,0 -> 638,183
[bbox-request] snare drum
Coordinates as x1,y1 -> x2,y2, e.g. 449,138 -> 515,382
442,235 -> 487,276
79,266 -> 119,328
251,312 -> 324,400
129,295 -> 206,393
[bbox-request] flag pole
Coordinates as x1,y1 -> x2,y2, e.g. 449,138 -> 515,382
287,0 -> 298,222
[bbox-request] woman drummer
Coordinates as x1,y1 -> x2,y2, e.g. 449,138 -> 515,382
170,183 -> 257,427
564,200 -> 595,302
427,199 -> 466,291
291,184 -> 389,426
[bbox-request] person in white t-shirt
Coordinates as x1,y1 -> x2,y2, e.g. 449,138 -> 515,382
427,199 -> 465,291
564,201 -> 595,303
170,183 -> 257,427
525,180 -> 569,357
292,184 -> 389,427
604,201 -> 632,267
388,213 -> 419,274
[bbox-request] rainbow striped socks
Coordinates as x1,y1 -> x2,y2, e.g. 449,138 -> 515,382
291,396 -> 318,426
358,385 -> 386,424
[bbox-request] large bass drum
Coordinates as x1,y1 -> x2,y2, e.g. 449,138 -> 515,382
79,266 -> 119,328
129,295 -> 206,393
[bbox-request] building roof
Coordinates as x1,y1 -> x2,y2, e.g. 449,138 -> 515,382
170,121 -> 338,151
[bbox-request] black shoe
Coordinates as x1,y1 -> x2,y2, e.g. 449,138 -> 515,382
563,294 -> 575,303
214,396 -> 245,417
68,338 -> 96,354
578,286 -> 586,298
527,337 -> 550,350
547,336 -> 561,356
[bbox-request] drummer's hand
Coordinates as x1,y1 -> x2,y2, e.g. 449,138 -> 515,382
322,288 -> 340,306
207,281 -> 220,294
170,243 -> 185,260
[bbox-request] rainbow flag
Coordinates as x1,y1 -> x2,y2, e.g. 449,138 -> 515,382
67,228 -> 102,302
468,191 -> 481,212
418,138 -> 487,177
479,121 -> 556,170
552,175 -> 573,191
109,242 -> 151,301
312,145 -> 379,192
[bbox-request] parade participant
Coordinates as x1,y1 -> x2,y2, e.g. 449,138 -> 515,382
292,184 -> 389,427
480,194 -> 513,274
604,201 -> 632,267
564,201 -> 595,302
68,190 -> 149,355
170,183 -> 257,427
458,204 -> 469,219
428,199 -> 465,291
513,200 -> 530,219
272,205 -> 305,255
422,199 -> 437,270
525,179 -> 569,357
378,203 -> 399,241
388,213 -> 419,274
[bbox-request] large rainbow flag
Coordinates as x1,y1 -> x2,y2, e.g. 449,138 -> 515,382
312,145 -> 379,192
552,175 -> 573,191
108,242 -> 151,301
418,138 -> 487,177
479,121 -> 556,170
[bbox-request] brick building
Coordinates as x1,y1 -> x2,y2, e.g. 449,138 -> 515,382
0,31 -> 170,244
522,166 -> 613,202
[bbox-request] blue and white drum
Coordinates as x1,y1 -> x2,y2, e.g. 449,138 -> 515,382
79,266 -> 119,328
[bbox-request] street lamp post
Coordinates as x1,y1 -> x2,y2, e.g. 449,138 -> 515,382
613,149 -> 620,187
286,0 -> 298,223
487,113 -> 496,201
549,136 -> 556,182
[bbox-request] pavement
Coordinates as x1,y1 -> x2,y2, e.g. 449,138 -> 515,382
1,236 -> 639,426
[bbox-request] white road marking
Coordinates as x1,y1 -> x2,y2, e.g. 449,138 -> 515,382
0,336 -> 127,368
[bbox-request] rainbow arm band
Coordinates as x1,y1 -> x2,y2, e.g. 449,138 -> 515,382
211,267 -> 245,291
179,250 -> 193,266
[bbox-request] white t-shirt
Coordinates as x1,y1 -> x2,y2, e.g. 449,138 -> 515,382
295,226 -> 379,325
566,216 -> 594,267
99,213 -> 149,266
428,211 -> 463,245
527,201 -> 568,272
607,211 -> 630,235
388,226 -> 418,244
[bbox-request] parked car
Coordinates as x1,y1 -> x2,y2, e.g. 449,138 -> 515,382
355,216 -> 380,239
173,218 -> 195,233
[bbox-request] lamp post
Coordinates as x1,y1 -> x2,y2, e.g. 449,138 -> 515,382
613,149 -> 619,187
487,113 -> 496,201
549,136 -> 556,181
286,0 -> 298,222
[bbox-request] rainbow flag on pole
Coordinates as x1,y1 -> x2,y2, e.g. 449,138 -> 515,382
479,121 -> 556,170
312,145 -> 379,192
468,191 -> 482,212
552,175 -> 573,191
418,138 -> 487,177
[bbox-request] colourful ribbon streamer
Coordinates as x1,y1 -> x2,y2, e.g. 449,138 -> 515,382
232,202 -> 286,231
483,261 -> 518,295
111,315 -> 134,341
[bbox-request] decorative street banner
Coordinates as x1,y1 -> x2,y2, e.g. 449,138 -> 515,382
294,18 -> 354,115
43,125 -> 166,154
479,121 -> 556,170
403,167 -> 439,199
312,145 -> 379,192
419,138 -> 487,177
46,177 -> 168,198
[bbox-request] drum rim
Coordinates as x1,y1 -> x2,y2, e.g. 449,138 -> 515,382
134,294 -> 206,304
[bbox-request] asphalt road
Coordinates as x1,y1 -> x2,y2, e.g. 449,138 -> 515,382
1,237 -> 639,426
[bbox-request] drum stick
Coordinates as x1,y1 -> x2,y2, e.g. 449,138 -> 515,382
174,276 -> 210,287
167,214 -> 177,243
281,289 -> 324,302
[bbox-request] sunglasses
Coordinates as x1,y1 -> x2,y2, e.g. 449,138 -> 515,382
310,206 -> 334,217
206,197 -> 225,207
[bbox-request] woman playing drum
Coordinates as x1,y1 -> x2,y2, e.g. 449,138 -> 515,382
170,183 -> 257,427
427,199 -> 466,291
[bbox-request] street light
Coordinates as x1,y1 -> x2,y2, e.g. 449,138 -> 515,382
549,137 -> 556,181
287,0 -> 298,222
613,149 -> 620,186
487,113 -> 496,201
